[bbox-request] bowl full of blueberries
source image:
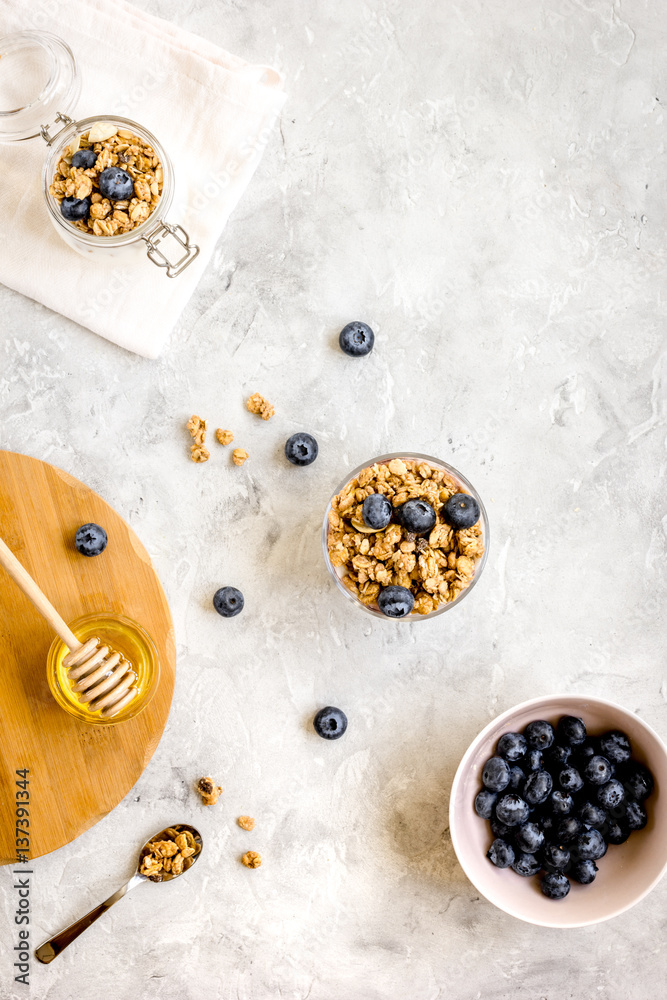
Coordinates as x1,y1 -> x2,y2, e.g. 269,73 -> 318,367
449,695 -> 667,927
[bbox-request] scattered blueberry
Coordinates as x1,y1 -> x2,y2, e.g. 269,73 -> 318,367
397,499 -> 436,535
557,715 -> 587,745
443,493 -> 480,529
549,790 -> 574,816
495,794 -> 530,827
625,799 -> 648,831
313,706 -> 347,740
542,842 -> 570,872
508,765 -> 526,792
362,493 -> 392,530
474,790 -> 498,820
559,767 -> 584,794
61,196 -> 91,221
556,816 -> 583,843
497,732 -> 527,762
482,757 -> 510,793
570,859 -> 598,885
621,762 -> 654,802
377,585 -> 414,618
213,586 -> 244,618
525,749 -> 544,773
525,720 -> 555,751
285,432 -> 318,466
339,321 -> 375,358
74,523 -> 107,557
541,872 -> 570,900
98,166 -> 134,200
524,770 -> 553,806
599,730 -> 632,765
574,828 -> 607,861
597,779 -> 625,811
512,852 -> 541,877
71,148 -> 97,169
584,755 -> 614,786
578,801 -> 608,829
515,822 -> 544,854
486,838 -> 515,869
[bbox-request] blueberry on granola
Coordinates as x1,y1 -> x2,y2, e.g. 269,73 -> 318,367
99,166 -> 134,201
61,196 -> 91,221
74,523 -> 107,556
362,493 -> 393,530
313,706 -> 347,740
71,148 -> 97,169
397,499 -> 436,535
285,432 -> 318,466
213,586 -> 244,618
377,585 -> 415,618
339,321 -> 375,357
443,493 -> 480,529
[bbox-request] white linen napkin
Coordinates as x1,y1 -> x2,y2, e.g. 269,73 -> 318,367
0,0 -> 286,358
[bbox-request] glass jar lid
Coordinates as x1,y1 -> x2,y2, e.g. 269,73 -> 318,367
0,30 -> 79,142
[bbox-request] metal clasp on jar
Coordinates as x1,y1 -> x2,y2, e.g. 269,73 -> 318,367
142,221 -> 200,278
40,112 -> 75,146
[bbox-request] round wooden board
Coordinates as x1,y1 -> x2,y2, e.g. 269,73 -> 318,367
0,451 -> 175,864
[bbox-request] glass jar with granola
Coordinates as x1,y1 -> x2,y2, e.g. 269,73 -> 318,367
0,30 -> 199,276
323,453 -> 489,620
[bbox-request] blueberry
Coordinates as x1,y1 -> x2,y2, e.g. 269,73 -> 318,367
511,852 -> 541,877
443,493 -> 480,529
338,321 -> 374,358
597,779 -> 625,811
524,770 -> 553,806
74,523 -> 107,557
571,742 -> 596,770
497,732 -> 527,762
514,821 -> 544,854
362,493 -> 392,530
490,817 -> 513,839
397,499 -> 436,535
508,765 -> 526,792
541,872 -> 570,899
542,842 -> 570,872
545,744 -> 571,769
71,148 -> 97,169
574,828 -> 607,861
61,196 -> 91,221
486,838 -> 515,869
539,812 -> 556,836
525,720 -> 555,751
599,730 -> 632,765
377,585 -> 414,618
313,706 -> 347,740
556,816 -> 583,844
570,859 -> 598,885
559,767 -> 584,794
557,715 -> 587,745
621,762 -> 654,801
482,756 -> 510,793
285,432 -> 318,466
578,801 -> 608,830
98,166 -> 134,201
213,586 -> 244,617
495,794 -> 530,827
525,749 -> 544,773
549,791 -> 575,816
475,789 -> 498,819
584,755 -> 614,785
606,819 -> 630,845
625,799 -> 648,831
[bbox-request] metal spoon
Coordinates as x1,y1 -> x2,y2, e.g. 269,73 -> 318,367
35,823 -> 203,964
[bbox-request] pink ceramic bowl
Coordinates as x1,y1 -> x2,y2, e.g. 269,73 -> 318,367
449,695 -> 667,928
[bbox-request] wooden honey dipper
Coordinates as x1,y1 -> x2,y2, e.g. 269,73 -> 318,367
0,536 -> 138,719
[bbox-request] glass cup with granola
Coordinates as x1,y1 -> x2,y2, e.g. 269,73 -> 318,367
323,453 -> 488,619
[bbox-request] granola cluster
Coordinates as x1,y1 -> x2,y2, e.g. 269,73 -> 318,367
327,458 -> 484,615
49,123 -> 163,235
246,393 -> 275,420
241,851 -> 262,868
187,414 -> 209,463
139,828 -> 198,880
216,428 -> 234,446
196,775 -> 223,805
238,815 -> 255,831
